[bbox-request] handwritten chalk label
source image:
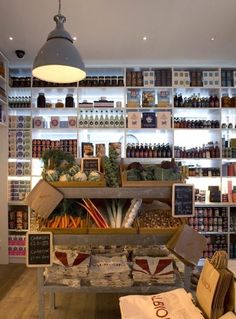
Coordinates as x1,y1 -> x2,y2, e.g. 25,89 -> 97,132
81,157 -> 100,174
26,232 -> 53,267
172,184 -> 194,217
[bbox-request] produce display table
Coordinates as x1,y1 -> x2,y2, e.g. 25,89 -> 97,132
37,230 -> 192,319
35,185 -> 191,319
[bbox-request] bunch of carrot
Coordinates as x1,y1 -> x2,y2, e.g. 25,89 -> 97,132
78,198 -> 109,228
45,214 -> 86,229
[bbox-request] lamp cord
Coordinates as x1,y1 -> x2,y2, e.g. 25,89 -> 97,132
58,0 -> 61,15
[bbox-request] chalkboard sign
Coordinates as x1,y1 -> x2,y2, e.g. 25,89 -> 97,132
172,184 -> 194,217
26,232 -> 53,267
81,157 -> 100,174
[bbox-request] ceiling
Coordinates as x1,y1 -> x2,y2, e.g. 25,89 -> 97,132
1,0 -> 236,69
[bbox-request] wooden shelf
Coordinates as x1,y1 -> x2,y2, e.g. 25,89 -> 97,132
58,186 -> 172,200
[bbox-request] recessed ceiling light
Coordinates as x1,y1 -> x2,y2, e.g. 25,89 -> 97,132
143,36 -> 147,41
211,37 -> 215,41
9,36 -> 13,41
73,36 -> 77,41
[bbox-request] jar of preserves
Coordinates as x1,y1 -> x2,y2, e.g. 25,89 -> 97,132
111,76 -> 117,86
55,99 -> 64,108
99,76 -> 105,86
65,94 -> 74,108
37,93 -> 46,108
105,76 -> 111,86
118,76 -> 124,86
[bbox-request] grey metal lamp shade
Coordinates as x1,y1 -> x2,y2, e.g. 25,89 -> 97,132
32,14 -> 86,83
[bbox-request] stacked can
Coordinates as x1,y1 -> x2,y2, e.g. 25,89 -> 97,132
32,139 -> 77,158
203,235 -> 227,259
8,115 -> 31,129
8,180 -> 31,201
188,207 -> 228,232
9,130 -> 31,158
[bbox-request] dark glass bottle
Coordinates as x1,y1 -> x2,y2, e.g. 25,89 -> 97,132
65,94 -> 74,108
37,93 -> 46,108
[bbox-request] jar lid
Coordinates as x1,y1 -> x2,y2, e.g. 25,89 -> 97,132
39,93 -> 45,95
66,94 -> 73,97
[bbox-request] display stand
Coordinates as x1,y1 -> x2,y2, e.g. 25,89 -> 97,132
36,231 -> 192,319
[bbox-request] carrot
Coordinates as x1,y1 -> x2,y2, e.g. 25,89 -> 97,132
75,216 -> 81,228
64,215 -> 67,228
69,215 -> 77,228
52,216 -> 60,228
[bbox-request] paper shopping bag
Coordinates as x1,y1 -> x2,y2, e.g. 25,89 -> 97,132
196,259 -> 234,319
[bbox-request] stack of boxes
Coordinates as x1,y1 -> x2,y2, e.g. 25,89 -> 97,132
173,71 -> 190,87
202,71 -> 220,87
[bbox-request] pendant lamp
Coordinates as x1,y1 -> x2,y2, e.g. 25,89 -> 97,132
32,0 -> 86,83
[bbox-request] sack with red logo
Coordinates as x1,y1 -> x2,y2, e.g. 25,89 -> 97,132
119,288 -> 204,319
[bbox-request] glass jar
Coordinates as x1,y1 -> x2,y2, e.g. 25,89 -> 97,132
118,76 -> 124,86
105,76 -> 111,86
99,76 -> 105,86
111,76 -> 117,86
65,94 -> 74,108
37,93 -> 46,108
55,99 -> 64,108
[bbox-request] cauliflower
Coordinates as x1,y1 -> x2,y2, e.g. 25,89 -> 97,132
73,171 -> 87,182
88,171 -> 101,182
59,174 -> 71,182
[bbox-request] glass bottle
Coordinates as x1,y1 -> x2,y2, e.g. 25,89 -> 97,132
88,110 -> 94,127
119,110 -> 125,128
114,110 -> 120,128
139,143 -> 144,158
94,110 -> 99,128
99,110 -> 104,128
37,93 -> 46,108
104,110 -> 109,128
135,144 -> 140,158
109,110 -> 115,128
78,111 -> 84,128
126,143 -> 131,157
65,94 -> 74,108
144,144 -> 148,158
83,110 -> 89,128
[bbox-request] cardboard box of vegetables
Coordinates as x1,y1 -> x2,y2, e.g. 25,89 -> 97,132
120,159 -> 185,187
41,150 -> 105,187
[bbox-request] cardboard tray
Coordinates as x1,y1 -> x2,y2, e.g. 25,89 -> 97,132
49,174 -> 106,188
120,163 -> 183,188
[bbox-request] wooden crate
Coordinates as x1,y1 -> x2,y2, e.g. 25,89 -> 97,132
49,174 -> 106,188
120,164 -> 183,188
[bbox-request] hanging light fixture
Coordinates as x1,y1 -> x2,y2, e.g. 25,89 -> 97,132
32,0 -> 86,83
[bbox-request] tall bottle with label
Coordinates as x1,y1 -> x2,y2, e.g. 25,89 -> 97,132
88,110 -> 94,128
94,110 -> 99,128
119,110 -> 125,128
83,110 -> 89,128
104,110 -> 109,128
109,110 -> 115,128
114,110 -> 120,128
78,110 -> 84,128
99,110 -> 104,128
